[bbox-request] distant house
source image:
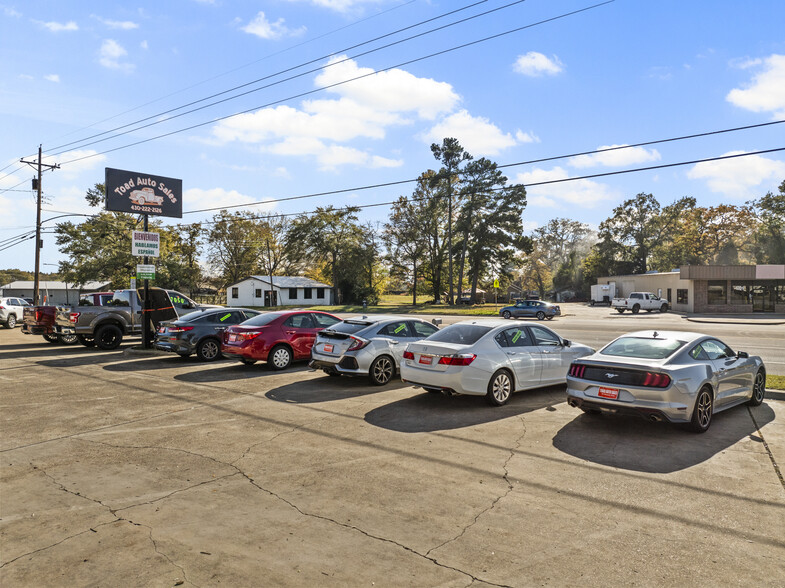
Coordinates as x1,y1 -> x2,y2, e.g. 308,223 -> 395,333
0,280 -> 112,305
226,276 -> 334,307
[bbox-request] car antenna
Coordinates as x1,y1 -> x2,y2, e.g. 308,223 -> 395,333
653,331 -> 658,338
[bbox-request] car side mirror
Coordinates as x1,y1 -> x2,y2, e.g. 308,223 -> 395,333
736,351 -> 749,358
561,339 -> 571,347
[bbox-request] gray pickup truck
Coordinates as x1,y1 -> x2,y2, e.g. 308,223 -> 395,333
55,288 -> 219,349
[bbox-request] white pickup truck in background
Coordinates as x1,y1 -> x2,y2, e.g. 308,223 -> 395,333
611,292 -> 669,314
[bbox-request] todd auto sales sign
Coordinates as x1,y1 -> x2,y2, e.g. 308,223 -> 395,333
105,168 -> 182,218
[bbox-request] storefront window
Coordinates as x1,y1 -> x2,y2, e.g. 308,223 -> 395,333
677,289 -> 688,304
778,283 -> 785,303
707,281 -> 726,305
730,281 -> 752,305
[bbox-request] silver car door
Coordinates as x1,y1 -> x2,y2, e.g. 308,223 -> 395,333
705,340 -> 754,405
377,320 -> 414,364
495,327 -> 540,389
529,325 -> 567,384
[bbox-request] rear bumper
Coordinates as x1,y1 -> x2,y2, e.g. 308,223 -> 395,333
23,324 -> 53,335
566,384 -> 691,424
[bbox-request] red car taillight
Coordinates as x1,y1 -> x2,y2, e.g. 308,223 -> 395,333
233,330 -> 262,341
569,363 -> 586,378
438,354 -> 476,366
347,336 -> 370,351
69,312 -> 80,323
168,326 -> 194,333
641,372 -> 671,388
403,350 -> 414,360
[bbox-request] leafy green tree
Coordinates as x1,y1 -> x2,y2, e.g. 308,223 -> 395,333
749,180 -> 785,264
383,196 -> 428,304
205,210 -> 265,289
597,192 -> 662,274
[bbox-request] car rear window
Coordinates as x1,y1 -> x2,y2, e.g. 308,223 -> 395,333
323,320 -> 375,335
601,337 -> 686,359
425,324 -> 492,345
241,312 -> 283,326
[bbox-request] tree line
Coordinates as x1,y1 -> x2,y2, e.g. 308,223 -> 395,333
51,139 -> 785,304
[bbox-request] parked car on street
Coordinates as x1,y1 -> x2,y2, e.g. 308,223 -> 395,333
566,330 -> 766,433
22,291 -> 114,345
400,319 -> 593,406
310,316 -> 440,385
155,307 -> 263,361
1,297 -> 31,329
499,299 -> 560,320
222,310 -> 341,369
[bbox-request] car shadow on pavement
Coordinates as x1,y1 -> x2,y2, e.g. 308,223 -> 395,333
364,385 -> 565,433
174,362 -> 312,383
266,375 -> 406,403
1,343 -> 133,361
552,403 -> 777,473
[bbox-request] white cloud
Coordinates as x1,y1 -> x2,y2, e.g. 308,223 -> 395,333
290,0 -> 387,13
94,16 -> 139,30
265,137 -> 402,171
726,54 -> 785,118
241,11 -> 305,40
570,145 -> 661,168
140,40 -> 148,50
37,20 -> 78,32
513,166 -> 616,208
18,74 -> 33,80
44,74 -> 60,83
513,52 -> 563,77
184,187 -> 270,212
515,130 -> 539,144
4,6 -> 21,17
98,39 -> 134,72
686,151 -> 785,199
422,110 -> 517,156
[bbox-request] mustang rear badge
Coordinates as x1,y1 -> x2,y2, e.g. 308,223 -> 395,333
606,373 -> 618,379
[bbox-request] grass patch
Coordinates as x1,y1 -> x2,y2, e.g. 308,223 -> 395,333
766,374 -> 785,390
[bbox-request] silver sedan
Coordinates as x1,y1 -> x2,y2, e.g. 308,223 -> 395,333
400,319 -> 594,406
566,330 -> 767,433
310,316 -> 440,385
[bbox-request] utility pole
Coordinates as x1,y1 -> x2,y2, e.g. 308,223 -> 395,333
21,146 -> 59,305
266,238 -> 274,307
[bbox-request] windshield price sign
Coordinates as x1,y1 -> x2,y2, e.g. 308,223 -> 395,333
132,231 -> 160,257
136,264 -> 155,280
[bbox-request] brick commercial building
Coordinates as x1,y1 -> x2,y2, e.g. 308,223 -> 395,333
597,265 -> 785,314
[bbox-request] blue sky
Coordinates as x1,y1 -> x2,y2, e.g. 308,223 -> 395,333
1,0 -> 784,273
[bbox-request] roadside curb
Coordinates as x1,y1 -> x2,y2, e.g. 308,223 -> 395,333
122,346 -> 169,358
683,317 -> 785,326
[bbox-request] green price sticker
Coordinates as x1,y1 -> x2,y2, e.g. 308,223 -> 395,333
394,324 -> 406,334
219,313 -> 231,322
512,330 -> 521,343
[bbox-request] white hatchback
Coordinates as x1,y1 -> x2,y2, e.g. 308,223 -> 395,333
401,319 -> 594,405
0,297 -> 31,328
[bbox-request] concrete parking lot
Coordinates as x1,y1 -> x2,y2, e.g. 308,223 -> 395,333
1,310 -> 784,587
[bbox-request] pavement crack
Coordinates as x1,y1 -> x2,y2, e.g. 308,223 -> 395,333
747,406 -> 785,492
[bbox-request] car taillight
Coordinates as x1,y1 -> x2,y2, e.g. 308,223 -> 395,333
403,350 -> 414,360
568,363 -> 586,378
69,312 -> 80,323
438,354 -> 476,366
347,336 -> 370,351
235,330 -> 262,341
642,372 -> 671,388
168,326 -> 194,333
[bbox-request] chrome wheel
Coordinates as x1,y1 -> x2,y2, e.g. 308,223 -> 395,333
58,334 -> 78,345
689,387 -> 713,433
536,311 -> 545,320
197,338 -> 221,361
269,345 -> 292,370
486,370 -> 513,406
748,370 -> 765,406
502,310 -> 511,319
369,355 -> 394,385
6,314 -> 16,328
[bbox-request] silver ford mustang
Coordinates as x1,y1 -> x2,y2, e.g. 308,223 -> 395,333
566,330 -> 766,433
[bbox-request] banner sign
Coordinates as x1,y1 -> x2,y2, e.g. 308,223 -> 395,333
136,264 -> 155,280
105,167 -> 182,218
132,231 -> 160,257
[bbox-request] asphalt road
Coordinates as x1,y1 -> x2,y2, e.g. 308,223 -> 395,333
1,308 -> 784,587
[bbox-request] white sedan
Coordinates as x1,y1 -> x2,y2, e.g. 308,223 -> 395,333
400,319 -> 594,405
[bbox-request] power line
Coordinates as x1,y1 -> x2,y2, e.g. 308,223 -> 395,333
55,1 -> 615,166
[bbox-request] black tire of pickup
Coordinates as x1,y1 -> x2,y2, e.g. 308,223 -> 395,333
95,324 -> 123,350
77,334 -> 96,347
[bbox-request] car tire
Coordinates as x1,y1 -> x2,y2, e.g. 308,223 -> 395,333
632,304 -> 640,314
58,334 -> 79,345
5,314 -> 16,329
268,345 -> 292,370
748,369 -> 766,406
545,315 -> 554,320
95,324 -> 123,350
660,304 -> 668,313
240,358 -> 257,366
486,369 -> 513,406
196,338 -> 221,361
368,355 -> 394,386
688,386 -> 713,433
589,300 -> 595,307
502,310 -> 511,319
536,311 -> 545,320
43,333 -> 60,343
616,309 -> 625,314
76,334 -> 96,347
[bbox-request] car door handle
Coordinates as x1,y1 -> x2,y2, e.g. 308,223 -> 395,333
506,352 -> 516,356
286,330 -> 296,334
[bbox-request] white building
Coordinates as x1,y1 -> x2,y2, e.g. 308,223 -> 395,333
0,280 -> 111,306
226,276 -> 334,307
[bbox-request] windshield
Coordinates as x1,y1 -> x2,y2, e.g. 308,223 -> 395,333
425,324 -> 492,346
601,337 -> 686,360
323,320 -> 374,335
241,312 -> 282,327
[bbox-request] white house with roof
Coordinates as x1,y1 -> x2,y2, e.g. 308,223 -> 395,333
226,276 -> 334,307
0,280 -> 112,305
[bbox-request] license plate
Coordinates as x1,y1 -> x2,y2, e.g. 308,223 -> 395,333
598,386 -> 619,399
419,355 -> 433,365
324,344 -> 334,353
229,333 -> 237,342
158,327 -> 166,333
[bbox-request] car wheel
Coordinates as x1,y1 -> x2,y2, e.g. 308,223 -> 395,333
368,355 -> 394,386
748,369 -> 766,406
240,358 -> 257,366
486,369 -> 513,406
589,300 -> 595,307
196,338 -> 221,361
5,314 -> 16,329
76,334 -> 96,347
58,334 -> 79,345
268,345 -> 292,370
43,333 -> 60,343
95,324 -> 123,350
536,311 -> 545,320
689,386 -> 713,433
632,304 -> 640,314
502,310 -> 511,319
616,309 -> 625,314
660,304 -> 668,313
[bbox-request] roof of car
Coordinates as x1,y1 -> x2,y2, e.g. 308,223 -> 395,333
615,330 -> 707,342
342,315 -> 431,324
450,318 -> 530,329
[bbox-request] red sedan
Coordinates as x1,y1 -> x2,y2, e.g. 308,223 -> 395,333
222,310 -> 341,369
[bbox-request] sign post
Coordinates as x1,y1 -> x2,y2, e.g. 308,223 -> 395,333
106,168 -> 182,349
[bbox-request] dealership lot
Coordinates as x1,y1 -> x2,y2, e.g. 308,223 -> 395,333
1,311 -> 784,587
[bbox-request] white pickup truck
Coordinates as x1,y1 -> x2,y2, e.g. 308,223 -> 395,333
611,292 -> 669,314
